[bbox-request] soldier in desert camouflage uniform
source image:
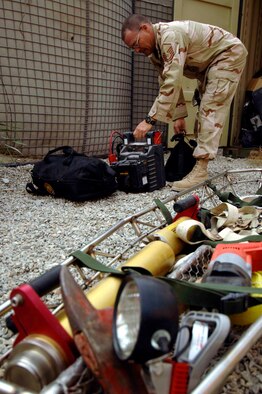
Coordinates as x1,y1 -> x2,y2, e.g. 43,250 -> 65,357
121,14 -> 247,191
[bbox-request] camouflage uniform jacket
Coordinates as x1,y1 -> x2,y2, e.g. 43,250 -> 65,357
148,20 -> 246,123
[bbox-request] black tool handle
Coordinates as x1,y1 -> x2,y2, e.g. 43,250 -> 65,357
173,195 -> 198,213
29,265 -> 62,297
6,265 -> 62,333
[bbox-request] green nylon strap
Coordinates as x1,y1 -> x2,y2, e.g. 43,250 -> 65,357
203,235 -> 262,247
71,250 -> 124,276
225,193 -> 262,207
154,198 -> 173,224
162,277 -> 262,309
192,281 -> 262,296
72,250 -> 262,311
207,183 -> 262,208
256,185 -> 262,195
162,277 -> 225,308
72,250 -> 223,308
71,250 -> 152,277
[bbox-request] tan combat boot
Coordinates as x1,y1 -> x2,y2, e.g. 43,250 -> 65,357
171,159 -> 209,191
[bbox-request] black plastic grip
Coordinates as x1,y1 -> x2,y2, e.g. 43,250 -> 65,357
173,195 -> 198,213
29,265 -> 62,297
6,265 -> 62,333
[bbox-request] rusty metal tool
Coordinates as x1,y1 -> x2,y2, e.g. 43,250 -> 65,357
60,266 -> 150,394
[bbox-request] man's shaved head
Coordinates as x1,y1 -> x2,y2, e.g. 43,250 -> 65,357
121,14 -> 151,40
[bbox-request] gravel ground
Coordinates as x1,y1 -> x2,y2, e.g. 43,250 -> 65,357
0,153 -> 262,393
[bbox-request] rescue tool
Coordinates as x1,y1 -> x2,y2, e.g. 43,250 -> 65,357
0,168 -> 261,394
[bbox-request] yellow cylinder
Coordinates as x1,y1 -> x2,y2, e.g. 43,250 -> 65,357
57,217 -> 191,336
151,216 -> 191,253
88,240 -> 175,306
7,218 -> 193,386
58,240 -> 177,335
230,271 -> 262,325
230,304 -> 262,326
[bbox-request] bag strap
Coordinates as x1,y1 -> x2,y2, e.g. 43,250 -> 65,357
45,146 -> 76,157
44,146 -> 84,165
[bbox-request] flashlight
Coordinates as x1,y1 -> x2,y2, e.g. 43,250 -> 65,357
113,274 -> 179,364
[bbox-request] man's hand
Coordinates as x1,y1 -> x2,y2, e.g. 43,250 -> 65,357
133,120 -> 152,140
173,118 -> 186,134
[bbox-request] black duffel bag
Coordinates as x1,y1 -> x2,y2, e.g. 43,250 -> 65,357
165,134 -> 197,182
26,146 -> 117,201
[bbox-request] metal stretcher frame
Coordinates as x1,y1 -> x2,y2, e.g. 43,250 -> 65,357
0,168 -> 261,394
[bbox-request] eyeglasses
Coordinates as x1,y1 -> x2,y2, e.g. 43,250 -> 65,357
130,29 -> 141,51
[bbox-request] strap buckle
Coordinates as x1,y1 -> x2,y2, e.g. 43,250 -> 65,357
220,292 -> 249,314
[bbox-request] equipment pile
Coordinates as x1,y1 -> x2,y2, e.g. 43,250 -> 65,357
0,168 -> 261,394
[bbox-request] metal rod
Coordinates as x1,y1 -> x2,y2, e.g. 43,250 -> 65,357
191,315 -> 262,394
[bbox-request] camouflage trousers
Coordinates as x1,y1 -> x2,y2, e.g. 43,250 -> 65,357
193,43 -> 248,160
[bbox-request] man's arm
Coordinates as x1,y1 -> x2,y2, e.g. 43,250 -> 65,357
134,29 -> 188,138
148,30 -> 188,123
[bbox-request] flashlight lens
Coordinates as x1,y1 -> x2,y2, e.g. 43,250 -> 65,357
115,281 -> 141,359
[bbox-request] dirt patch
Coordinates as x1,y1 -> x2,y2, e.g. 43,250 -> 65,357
0,153 -> 37,165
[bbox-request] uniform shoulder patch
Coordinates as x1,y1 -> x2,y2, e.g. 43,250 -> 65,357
162,44 -> 175,63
